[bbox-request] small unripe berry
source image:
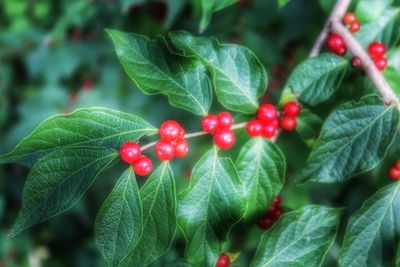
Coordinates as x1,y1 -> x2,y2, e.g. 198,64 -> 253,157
350,21 -> 360,33
120,142 -> 141,163
368,42 -> 386,60
258,104 -> 279,122
133,156 -> 153,176
155,140 -> 175,161
283,101 -> 301,117
174,139 -> 189,158
246,119 -> 263,137
280,116 -> 297,131
214,129 -> 235,149
374,57 -> 387,71
343,12 -> 357,25
216,253 -> 230,267
350,56 -> 362,69
217,112 -> 233,130
202,115 -> 219,133
389,167 -> 400,180
159,120 -> 183,142
262,122 -> 277,138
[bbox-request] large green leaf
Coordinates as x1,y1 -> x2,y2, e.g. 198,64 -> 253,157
170,31 -> 267,114
178,147 -> 245,266
298,96 -> 399,184
7,147 -> 119,238
107,29 -> 211,116
285,53 -> 347,105
339,182 -> 400,267
0,107 -> 156,166
236,137 -> 285,218
120,162 -> 176,267
95,168 -> 142,267
250,205 -> 341,267
355,0 -> 392,23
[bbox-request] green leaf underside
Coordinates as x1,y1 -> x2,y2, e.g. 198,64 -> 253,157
120,162 -> 177,267
8,147 -> 119,238
250,205 -> 341,267
107,29 -> 211,116
0,107 -> 156,166
95,168 -> 142,266
286,53 -> 347,105
236,138 -> 285,218
170,31 -> 267,114
299,96 -> 399,184
339,182 -> 400,267
178,147 -> 245,266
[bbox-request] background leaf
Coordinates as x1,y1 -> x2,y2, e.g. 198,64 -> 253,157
299,96 -> 399,184
196,0 -> 236,32
296,108 -> 323,141
95,168 -> 142,267
355,0 -> 392,23
250,205 -> 341,267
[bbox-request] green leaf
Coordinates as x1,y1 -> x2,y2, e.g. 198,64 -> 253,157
339,182 -> 400,267
236,137 -> 285,218
384,67 -> 400,96
197,0 -> 236,32
250,205 -> 341,267
7,147 -> 119,238
120,162 -> 177,267
278,0 -> 291,8
355,0 -> 392,23
298,96 -> 399,184
170,31 -> 267,114
296,108 -> 323,140
95,168 -> 142,266
285,53 -> 347,105
178,147 -> 245,266
0,107 -> 156,166
355,8 -> 400,47
107,29 -> 211,116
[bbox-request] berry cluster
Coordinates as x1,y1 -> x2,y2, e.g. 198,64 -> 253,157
368,42 -> 387,71
246,101 -> 301,138
343,12 -> 360,33
257,196 -> 283,230
202,112 -> 236,149
120,142 -> 153,176
389,160 -> 400,180
155,120 -> 189,160
216,253 -> 230,267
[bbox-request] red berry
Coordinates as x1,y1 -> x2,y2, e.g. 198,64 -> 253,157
273,196 -> 281,206
283,101 -> 301,117
389,167 -> 400,180
218,112 -> 233,130
177,127 -> 185,140
214,129 -> 235,149
273,208 -> 282,220
159,120 -> 183,142
262,122 -> 277,138
246,119 -> 263,137
133,156 -> 153,176
258,215 -> 274,230
280,117 -> 297,131
267,206 -> 276,214
120,142 -> 141,163
155,140 -> 175,161
272,119 -> 279,128
350,56 -> 362,69
368,42 -> 386,60
216,253 -> 230,267
374,57 -> 387,71
336,46 -> 347,56
174,139 -> 189,158
326,34 -> 345,55
82,79 -> 93,90
202,115 -> 219,133
350,21 -> 360,33
257,104 -> 279,122
343,12 -> 357,25
396,160 -> 400,170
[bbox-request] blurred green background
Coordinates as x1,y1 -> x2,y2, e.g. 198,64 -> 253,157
0,0 -> 399,266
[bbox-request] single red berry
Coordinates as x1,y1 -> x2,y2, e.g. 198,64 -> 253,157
216,253 -> 230,267
155,140 -> 175,161
273,208 -> 282,220
273,196 -> 281,206
280,116 -> 297,131
374,57 -> 387,71
246,119 -> 264,137
133,156 -> 153,176
272,119 -> 279,128
202,115 -> 219,133
218,112 -> 233,130
350,21 -> 360,33
262,122 -> 277,138
389,167 -> 400,180
258,215 -> 274,230
350,56 -> 362,69
326,34 -> 345,55
343,12 -> 357,25
267,206 -> 276,214
257,104 -> 279,122
178,127 -> 186,140
368,42 -> 386,59
120,142 -> 141,163
214,129 -> 236,149
396,160 -> 400,170
283,101 -> 301,117
159,120 -> 183,142
336,46 -> 347,56
174,139 -> 189,158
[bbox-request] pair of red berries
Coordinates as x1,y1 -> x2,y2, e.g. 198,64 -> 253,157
155,120 -> 189,161
202,112 -> 236,149
216,253 -> 230,267
246,101 -> 301,138
389,160 -> 400,180
258,196 -> 283,230
120,142 -> 152,176
326,33 -> 347,56
368,41 -> 387,71
343,12 -> 360,33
